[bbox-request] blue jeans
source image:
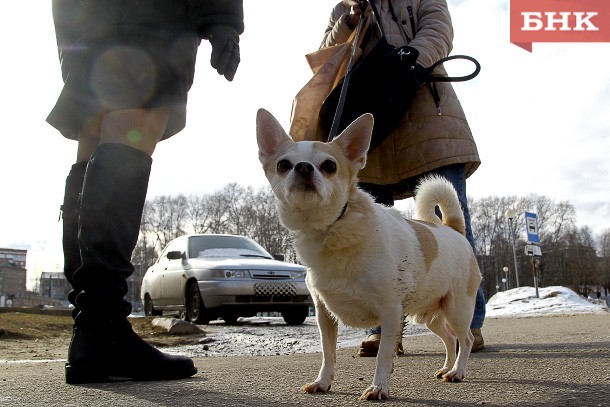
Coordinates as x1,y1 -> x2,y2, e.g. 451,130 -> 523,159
360,164 -> 486,334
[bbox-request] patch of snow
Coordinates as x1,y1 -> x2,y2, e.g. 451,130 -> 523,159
486,286 -> 607,318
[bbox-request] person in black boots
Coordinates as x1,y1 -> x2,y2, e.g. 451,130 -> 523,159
49,0 -> 244,384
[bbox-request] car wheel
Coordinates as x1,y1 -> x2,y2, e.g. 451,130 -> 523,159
186,282 -> 210,324
221,311 -> 239,325
144,294 -> 161,317
282,306 -> 309,325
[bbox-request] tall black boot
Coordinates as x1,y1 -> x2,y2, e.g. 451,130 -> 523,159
61,162 -> 88,319
65,143 -> 196,384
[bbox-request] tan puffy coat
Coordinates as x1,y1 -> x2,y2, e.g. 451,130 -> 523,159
322,0 -> 480,199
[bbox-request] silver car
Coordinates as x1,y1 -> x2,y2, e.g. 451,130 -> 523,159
140,234 -> 312,325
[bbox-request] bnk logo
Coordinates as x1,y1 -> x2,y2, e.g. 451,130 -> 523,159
510,0 -> 610,52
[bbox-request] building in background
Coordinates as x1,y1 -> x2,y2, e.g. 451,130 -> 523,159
39,272 -> 70,304
0,247 -> 146,310
0,248 -> 27,307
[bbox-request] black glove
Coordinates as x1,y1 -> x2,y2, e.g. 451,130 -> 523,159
206,26 -> 240,81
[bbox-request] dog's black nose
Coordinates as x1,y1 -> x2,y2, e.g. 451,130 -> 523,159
295,162 -> 314,178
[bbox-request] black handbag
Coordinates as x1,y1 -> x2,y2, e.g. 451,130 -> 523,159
320,0 -> 480,151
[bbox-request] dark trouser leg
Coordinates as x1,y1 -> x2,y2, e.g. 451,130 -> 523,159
65,143 -> 196,384
61,162 -> 88,319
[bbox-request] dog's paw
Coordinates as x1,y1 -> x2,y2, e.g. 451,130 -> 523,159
434,367 -> 450,379
442,369 -> 465,382
301,381 -> 331,394
360,385 -> 389,400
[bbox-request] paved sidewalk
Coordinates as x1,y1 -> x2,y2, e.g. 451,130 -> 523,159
1,313 -> 608,406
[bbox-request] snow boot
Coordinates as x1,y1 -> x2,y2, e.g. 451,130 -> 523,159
61,162 -> 87,319
358,333 -> 381,357
456,328 -> 485,353
65,143 -> 196,384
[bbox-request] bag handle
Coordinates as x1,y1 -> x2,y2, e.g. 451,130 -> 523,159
368,0 -> 480,83
425,54 -> 481,83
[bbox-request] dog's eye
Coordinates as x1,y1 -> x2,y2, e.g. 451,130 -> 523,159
277,159 -> 293,174
320,160 -> 337,174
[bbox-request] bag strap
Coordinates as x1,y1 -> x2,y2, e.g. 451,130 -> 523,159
368,1 -> 386,39
327,1 -> 368,141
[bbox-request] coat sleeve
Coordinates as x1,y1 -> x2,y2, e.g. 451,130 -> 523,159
408,0 -> 453,68
320,3 -> 353,48
188,0 -> 245,38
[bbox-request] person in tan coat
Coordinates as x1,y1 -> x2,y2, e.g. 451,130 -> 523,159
320,0 -> 486,356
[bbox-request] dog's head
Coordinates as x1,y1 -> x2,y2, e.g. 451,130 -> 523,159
256,109 -> 373,229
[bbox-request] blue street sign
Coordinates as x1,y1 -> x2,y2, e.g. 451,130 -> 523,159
525,212 -> 540,243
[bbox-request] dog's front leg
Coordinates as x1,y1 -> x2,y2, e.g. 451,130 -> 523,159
360,312 -> 403,400
302,301 -> 338,394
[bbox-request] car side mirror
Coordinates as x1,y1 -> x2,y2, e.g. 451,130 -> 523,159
167,251 -> 184,260
273,254 -> 285,261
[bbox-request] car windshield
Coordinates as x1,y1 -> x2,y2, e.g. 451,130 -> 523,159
188,235 -> 272,259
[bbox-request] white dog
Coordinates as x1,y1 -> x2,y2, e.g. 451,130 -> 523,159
256,109 -> 481,400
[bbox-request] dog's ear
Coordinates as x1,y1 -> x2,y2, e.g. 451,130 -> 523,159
256,108 -> 291,162
331,113 -> 373,168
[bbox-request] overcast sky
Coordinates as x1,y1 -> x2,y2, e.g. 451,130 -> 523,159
1,0 -> 609,288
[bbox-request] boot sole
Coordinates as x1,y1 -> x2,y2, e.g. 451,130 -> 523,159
65,364 -> 198,384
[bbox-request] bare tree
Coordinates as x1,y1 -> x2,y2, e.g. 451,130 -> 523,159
597,228 -> 610,303
249,187 -> 295,260
214,183 -> 245,235
186,194 -> 210,234
200,191 -> 230,234
469,196 -> 513,296
131,183 -> 606,296
537,199 -> 577,288
135,200 -> 160,265
146,195 -> 189,250
600,229 -> 610,257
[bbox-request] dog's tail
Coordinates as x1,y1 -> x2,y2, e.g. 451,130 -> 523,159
414,175 -> 466,236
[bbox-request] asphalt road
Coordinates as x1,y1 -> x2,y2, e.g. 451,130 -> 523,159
1,313 -> 608,407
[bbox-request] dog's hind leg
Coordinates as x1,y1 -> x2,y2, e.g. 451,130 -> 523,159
441,296 -> 475,382
425,314 -> 458,379
302,300 -> 338,394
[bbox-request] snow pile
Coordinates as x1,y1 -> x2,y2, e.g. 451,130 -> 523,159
486,286 -> 607,318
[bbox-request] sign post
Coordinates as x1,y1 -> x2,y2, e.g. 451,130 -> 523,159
525,212 -> 540,244
505,209 -> 520,288
524,212 -> 541,298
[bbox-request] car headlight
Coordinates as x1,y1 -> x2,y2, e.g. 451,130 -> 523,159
211,270 -> 249,278
290,270 -> 306,279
